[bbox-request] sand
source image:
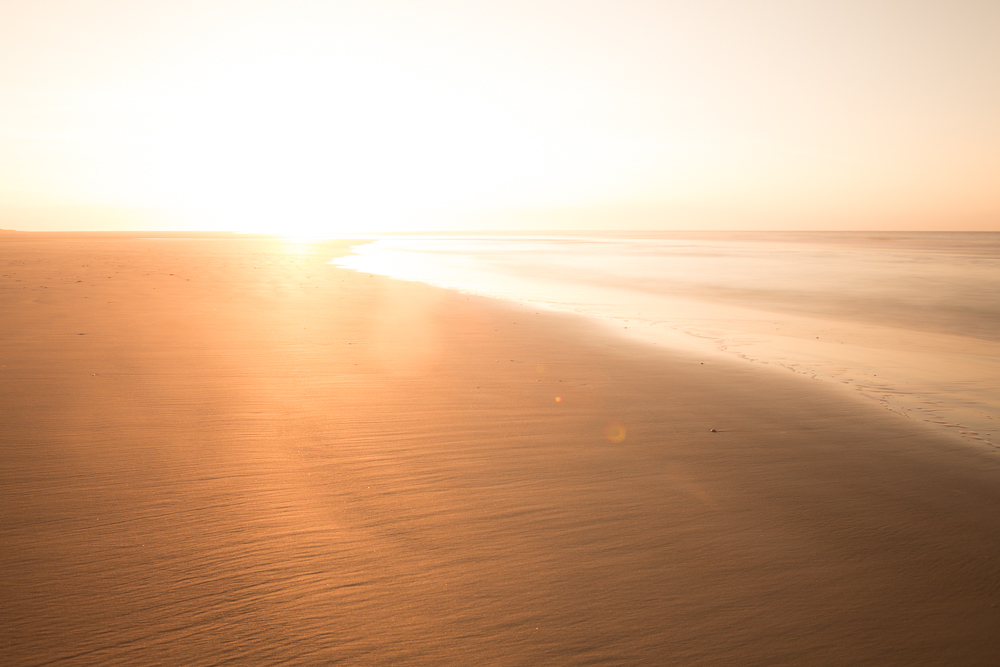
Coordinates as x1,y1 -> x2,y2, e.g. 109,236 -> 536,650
2,232 -> 999,665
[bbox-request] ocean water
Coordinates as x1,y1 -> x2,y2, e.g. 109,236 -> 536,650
334,232 -> 1000,447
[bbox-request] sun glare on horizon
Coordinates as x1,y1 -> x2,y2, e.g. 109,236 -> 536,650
1,1 -> 998,233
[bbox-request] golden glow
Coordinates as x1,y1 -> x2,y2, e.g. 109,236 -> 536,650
1,1 -> 998,232
280,238 -> 325,255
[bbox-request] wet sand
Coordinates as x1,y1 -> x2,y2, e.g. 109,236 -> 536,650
2,233 -> 999,665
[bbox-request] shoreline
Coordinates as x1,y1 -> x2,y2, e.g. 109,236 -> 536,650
335,233 -> 1000,449
2,233 -> 1000,665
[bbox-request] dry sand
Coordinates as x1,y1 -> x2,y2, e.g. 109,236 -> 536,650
2,232 -> 999,665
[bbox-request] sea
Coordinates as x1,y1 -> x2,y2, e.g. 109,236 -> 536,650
334,231 -> 1000,448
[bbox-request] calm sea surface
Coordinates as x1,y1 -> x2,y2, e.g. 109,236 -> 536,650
335,232 -> 1000,447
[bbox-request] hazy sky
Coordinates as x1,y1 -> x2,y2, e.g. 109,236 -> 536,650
1,0 -> 998,232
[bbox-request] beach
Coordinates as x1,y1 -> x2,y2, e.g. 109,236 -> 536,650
2,232 -> 1000,665
337,232 -> 1000,448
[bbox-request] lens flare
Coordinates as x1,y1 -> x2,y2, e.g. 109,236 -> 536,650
604,421 -> 627,443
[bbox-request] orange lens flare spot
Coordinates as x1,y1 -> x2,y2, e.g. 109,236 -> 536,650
555,396 -> 562,403
604,421 -> 627,443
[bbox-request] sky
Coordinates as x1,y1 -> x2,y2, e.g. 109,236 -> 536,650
0,0 -> 998,233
